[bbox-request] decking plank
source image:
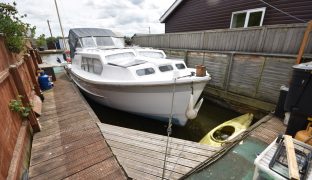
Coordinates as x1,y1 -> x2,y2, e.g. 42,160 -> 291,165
28,72 -> 127,179
100,123 -> 219,151
98,122 -> 220,179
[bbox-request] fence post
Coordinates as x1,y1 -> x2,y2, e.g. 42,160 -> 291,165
35,50 -> 43,64
296,20 -> 312,64
200,32 -> 205,50
29,50 -> 39,71
257,26 -> 268,52
24,54 -> 43,99
254,57 -> 267,97
224,52 -> 234,91
9,65 -> 40,133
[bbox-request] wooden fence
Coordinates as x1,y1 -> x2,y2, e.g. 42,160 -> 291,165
161,49 -> 308,115
0,36 -> 42,180
133,23 -> 312,55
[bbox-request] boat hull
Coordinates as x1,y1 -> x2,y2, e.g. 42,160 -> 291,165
199,113 -> 253,146
69,71 -> 208,126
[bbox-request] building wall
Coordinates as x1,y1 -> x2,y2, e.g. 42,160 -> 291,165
164,0 -> 312,33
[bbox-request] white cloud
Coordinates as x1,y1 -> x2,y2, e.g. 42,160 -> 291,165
2,0 -> 175,37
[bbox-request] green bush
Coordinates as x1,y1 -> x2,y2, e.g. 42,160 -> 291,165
36,34 -> 46,47
0,2 -> 36,53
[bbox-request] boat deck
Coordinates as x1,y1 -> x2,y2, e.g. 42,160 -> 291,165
28,73 -> 127,179
98,123 -> 220,180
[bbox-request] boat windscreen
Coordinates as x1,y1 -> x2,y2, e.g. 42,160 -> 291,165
81,37 -> 96,47
80,37 -> 125,48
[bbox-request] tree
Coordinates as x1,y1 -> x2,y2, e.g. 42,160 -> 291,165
36,34 -> 46,48
124,36 -> 132,46
0,2 -> 36,53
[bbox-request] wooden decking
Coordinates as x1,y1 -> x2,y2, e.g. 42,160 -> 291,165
250,115 -> 286,144
98,123 -> 220,180
28,73 -> 127,179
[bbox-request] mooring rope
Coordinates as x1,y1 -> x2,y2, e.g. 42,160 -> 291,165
161,77 -> 177,179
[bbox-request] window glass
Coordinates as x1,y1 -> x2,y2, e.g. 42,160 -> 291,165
175,63 -> 186,69
111,37 -> 125,48
76,40 -> 82,48
81,37 -> 96,47
232,13 -> 246,28
81,57 -> 87,70
248,11 -> 262,27
136,68 -> 155,76
159,65 -> 173,72
231,8 -> 265,28
95,37 -> 114,47
93,59 -> 103,75
88,58 -> 94,73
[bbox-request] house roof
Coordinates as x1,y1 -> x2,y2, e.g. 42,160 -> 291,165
159,0 -> 184,23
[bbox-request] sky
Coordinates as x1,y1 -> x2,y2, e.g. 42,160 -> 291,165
3,0 -> 175,37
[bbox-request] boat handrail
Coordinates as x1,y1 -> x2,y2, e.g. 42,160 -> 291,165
107,59 -> 147,68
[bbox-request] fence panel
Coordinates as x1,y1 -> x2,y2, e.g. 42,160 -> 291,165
0,76 -> 21,179
133,23 -> 312,55
228,55 -> 265,97
203,52 -> 229,89
256,57 -> 295,103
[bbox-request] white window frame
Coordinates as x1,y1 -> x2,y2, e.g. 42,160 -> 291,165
230,7 -> 266,28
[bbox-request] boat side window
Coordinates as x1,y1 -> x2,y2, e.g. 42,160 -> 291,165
87,58 -> 94,73
81,57 -> 103,75
81,57 -> 88,71
159,65 -> 173,72
76,40 -> 82,48
175,63 -> 186,69
93,58 -> 103,75
136,68 -> 155,76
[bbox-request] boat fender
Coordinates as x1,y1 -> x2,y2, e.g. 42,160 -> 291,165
186,94 -> 204,119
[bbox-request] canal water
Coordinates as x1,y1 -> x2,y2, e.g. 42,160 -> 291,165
85,94 -> 240,142
42,53 -> 241,142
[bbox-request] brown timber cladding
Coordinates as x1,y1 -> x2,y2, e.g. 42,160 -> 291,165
164,0 -> 312,33
0,36 -> 40,179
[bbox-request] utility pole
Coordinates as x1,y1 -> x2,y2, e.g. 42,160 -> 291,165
47,20 -> 53,38
47,20 -> 56,49
149,26 -> 151,34
54,0 -> 67,50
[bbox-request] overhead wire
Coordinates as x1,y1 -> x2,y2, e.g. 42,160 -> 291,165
259,0 -> 307,23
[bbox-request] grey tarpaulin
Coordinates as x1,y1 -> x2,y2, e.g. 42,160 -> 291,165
68,28 -> 122,58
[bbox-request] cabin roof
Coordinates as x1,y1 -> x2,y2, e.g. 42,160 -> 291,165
68,28 -> 122,38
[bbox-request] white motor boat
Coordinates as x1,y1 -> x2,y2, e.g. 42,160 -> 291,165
67,28 -> 211,126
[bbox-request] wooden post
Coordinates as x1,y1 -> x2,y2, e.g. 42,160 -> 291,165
284,135 -> 300,180
35,50 -> 43,64
24,55 -> 42,99
296,20 -> 312,64
29,50 -> 39,71
224,52 -> 234,91
9,65 -> 40,132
